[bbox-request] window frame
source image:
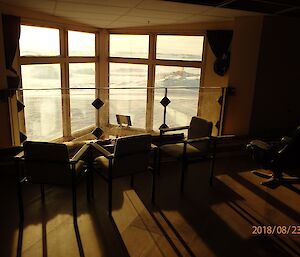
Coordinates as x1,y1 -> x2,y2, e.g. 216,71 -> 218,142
108,32 -> 205,131
19,21 -> 99,142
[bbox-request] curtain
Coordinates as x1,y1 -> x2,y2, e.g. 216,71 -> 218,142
207,30 -> 233,76
2,14 -> 21,89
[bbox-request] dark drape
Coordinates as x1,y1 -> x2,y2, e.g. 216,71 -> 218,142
2,14 -> 21,89
207,30 -> 233,76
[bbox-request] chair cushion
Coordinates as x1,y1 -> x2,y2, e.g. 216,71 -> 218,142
160,142 -> 209,160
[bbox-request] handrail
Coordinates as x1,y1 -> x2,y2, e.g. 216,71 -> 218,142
0,86 -> 227,91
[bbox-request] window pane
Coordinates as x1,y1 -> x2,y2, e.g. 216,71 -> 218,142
69,63 -> 95,133
156,35 -> 204,61
68,31 -> 95,56
109,63 -> 148,128
20,25 -> 60,56
154,66 -> 201,130
21,64 -> 62,141
110,34 -> 149,58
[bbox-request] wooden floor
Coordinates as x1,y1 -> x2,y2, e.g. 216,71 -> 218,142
1,155 -> 300,257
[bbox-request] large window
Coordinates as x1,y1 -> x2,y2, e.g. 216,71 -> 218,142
69,63 -> 95,133
20,25 -> 96,141
109,34 -> 149,128
20,26 -> 60,56
109,63 -> 148,128
154,66 -> 201,129
21,64 -> 62,141
68,30 -> 95,56
109,33 -> 204,131
19,27 -> 204,140
156,35 -> 204,61
110,34 -> 149,58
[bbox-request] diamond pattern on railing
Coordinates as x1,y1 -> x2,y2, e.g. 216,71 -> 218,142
159,123 -> 169,130
92,127 -> 103,138
92,98 -> 104,109
160,96 -> 171,107
17,100 -> 25,112
20,131 -> 27,143
217,95 -> 223,105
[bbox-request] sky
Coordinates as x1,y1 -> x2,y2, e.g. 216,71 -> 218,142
19,25 -> 204,60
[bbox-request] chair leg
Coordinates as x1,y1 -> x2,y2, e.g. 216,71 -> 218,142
157,149 -> 161,176
108,179 -> 112,216
17,181 -> 24,224
86,169 -> 91,202
72,182 -> 78,225
40,184 -> 45,203
90,168 -> 94,200
151,169 -> 156,204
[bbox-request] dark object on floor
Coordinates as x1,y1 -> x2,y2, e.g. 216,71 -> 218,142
247,126 -> 300,187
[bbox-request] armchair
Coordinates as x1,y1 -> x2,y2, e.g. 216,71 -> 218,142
159,116 -> 214,192
247,126 -> 300,187
90,134 -> 156,216
17,141 -> 90,228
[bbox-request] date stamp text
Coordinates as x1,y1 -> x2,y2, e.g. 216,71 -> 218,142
252,225 -> 300,235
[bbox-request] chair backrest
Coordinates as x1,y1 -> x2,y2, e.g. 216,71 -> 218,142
23,141 -> 71,184
187,117 -> 213,150
112,134 -> 152,177
188,116 -> 213,139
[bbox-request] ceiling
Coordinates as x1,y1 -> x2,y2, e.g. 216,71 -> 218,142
167,0 -> 300,17
0,0 -> 298,29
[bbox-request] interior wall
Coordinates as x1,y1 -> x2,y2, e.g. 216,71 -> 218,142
199,39 -> 230,135
223,16 -> 264,136
203,42 -> 229,88
249,16 -> 300,136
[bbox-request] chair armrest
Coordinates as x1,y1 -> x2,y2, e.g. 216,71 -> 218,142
95,139 -> 112,146
186,136 -> 211,144
151,144 -> 158,151
247,139 -> 272,151
160,125 -> 189,133
0,146 -> 23,161
70,144 -> 90,163
91,143 -> 114,159
14,151 -> 24,160
281,136 -> 292,144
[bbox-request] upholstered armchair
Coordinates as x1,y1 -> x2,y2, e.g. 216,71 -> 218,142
17,141 -> 90,228
90,134 -> 157,216
159,116 -> 215,192
159,116 -> 215,191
